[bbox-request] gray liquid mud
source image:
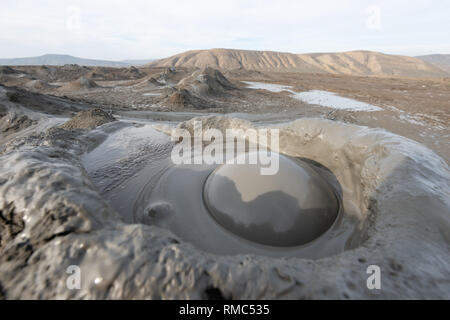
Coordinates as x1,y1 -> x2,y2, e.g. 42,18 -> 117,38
82,122 -> 359,259
82,123 -> 174,223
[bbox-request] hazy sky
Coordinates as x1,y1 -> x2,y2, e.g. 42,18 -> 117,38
0,0 -> 449,60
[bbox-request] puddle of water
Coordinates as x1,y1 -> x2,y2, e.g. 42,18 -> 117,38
294,90 -> 382,112
243,81 -> 382,112
243,81 -> 293,93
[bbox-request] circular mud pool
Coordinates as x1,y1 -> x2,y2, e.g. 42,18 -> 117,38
203,153 -> 341,247
132,152 -> 349,258
82,121 -> 358,259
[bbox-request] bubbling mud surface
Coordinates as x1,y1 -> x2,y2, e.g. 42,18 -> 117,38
1,113 -> 449,299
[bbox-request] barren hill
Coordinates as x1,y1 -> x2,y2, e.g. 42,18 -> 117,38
0,54 -> 130,68
149,49 -> 448,78
417,54 -> 450,73
149,49 -> 322,73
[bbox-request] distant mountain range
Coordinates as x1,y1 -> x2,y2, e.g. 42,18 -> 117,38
0,54 -> 155,67
121,59 -> 156,65
148,49 -> 450,78
1,51 -> 449,78
416,54 -> 450,73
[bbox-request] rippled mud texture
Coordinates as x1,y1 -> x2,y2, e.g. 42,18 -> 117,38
0,115 -> 449,299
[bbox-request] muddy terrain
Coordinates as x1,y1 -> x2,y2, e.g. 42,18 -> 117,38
1,64 -> 448,162
0,63 -> 449,299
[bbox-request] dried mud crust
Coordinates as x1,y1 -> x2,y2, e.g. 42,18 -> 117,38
2,85 -> 86,116
0,113 -> 35,135
18,69 -> 447,162
0,116 -> 449,299
60,109 -> 116,130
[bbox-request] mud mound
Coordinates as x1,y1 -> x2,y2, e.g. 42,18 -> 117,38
0,111 -> 36,146
60,64 -> 88,72
14,65 -> 61,82
1,85 -> 85,115
60,108 -> 116,130
85,71 -> 104,81
47,64 -> 91,82
14,65 -> 106,82
0,75 -> 27,87
156,67 -> 179,84
0,66 -> 20,75
15,65 -> 147,82
165,89 -> 209,109
75,76 -> 99,89
134,76 -> 164,88
124,66 -> 145,79
161,68 -> 234,109
59,76 -> 100,91
0,112 -> 35,135
87,66 -> 146,81
132,67 -> 187,87
167,89 -> 191,107
25,79 -> 57,92
0,69 -> 35,87
177,67 -> 235,97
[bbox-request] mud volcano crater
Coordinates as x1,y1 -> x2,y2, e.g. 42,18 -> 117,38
130,147 -> 347,258
101,118 -> 366,260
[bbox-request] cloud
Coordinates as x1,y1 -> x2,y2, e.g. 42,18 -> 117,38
0,0 -> 448,59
